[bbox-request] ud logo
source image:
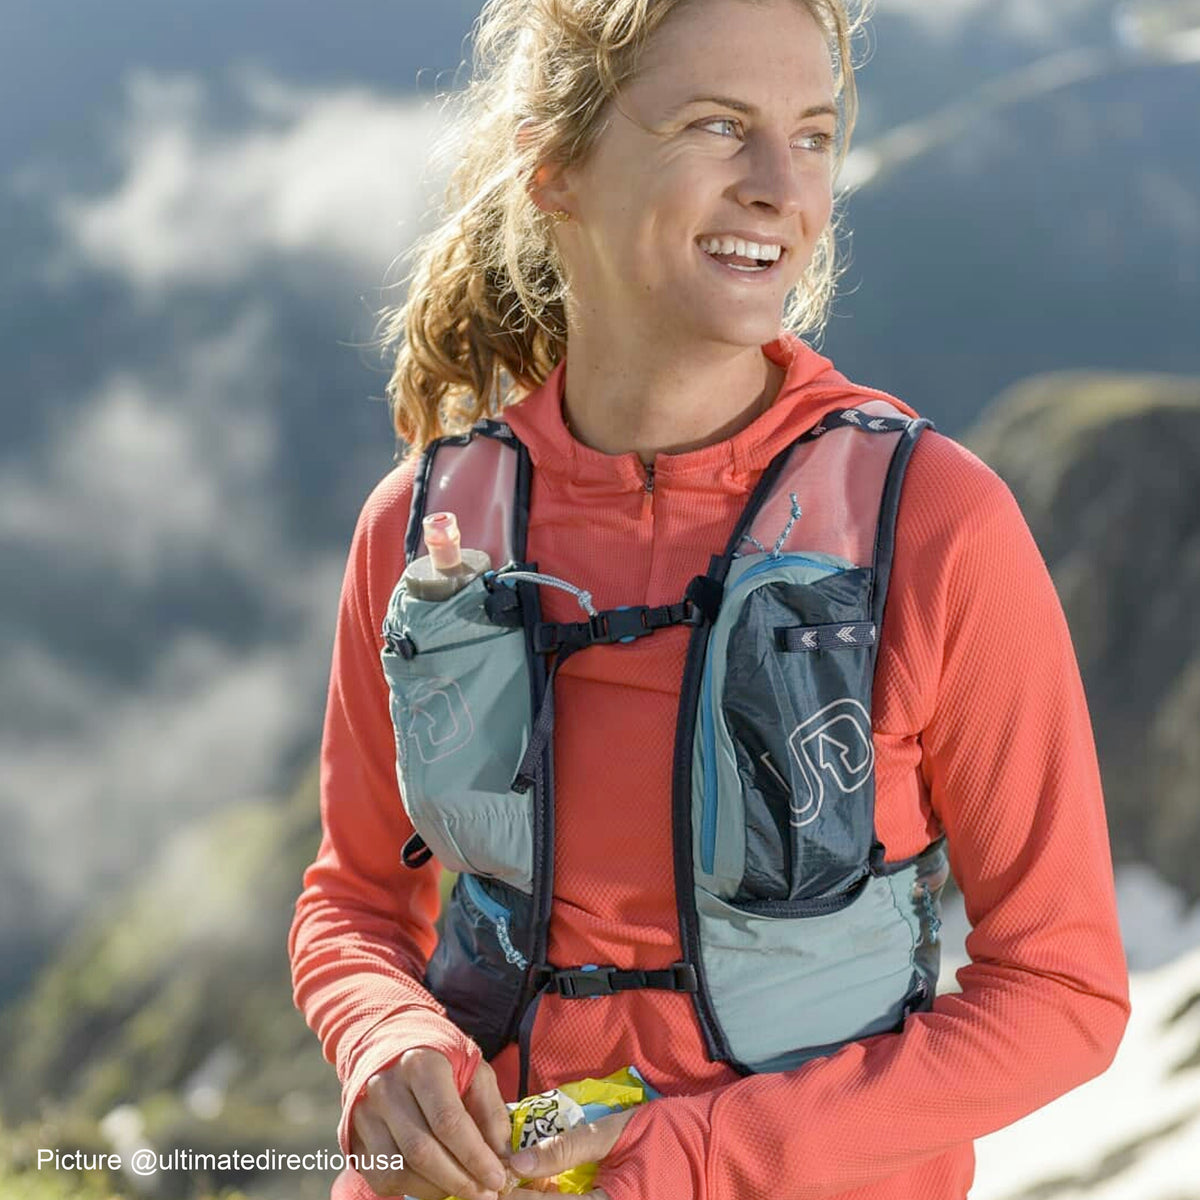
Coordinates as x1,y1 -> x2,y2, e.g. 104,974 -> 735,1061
400,677 -> 475,763
786,698 -> 874,827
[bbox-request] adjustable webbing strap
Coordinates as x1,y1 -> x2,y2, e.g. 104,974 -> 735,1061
509,592 -> 709,794
510,642 -> 584,793
532,599 -> 699,654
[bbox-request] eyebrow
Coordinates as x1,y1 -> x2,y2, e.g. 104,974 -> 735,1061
668,95 -> 838,121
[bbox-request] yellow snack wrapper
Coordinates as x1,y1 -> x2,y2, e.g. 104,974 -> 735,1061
450,1065 -> 655,1198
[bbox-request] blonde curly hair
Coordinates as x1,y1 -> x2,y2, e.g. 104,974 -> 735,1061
376,0 -> 872,459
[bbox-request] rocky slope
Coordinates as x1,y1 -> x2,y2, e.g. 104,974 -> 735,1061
965,371 -> 1200,901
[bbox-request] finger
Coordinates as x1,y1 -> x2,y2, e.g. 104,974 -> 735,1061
402,1053 -> 510,1196
351,1110 -> 439,1199
367,1071 -> 501,1200
507,1129 -> 586,1180
462,1059 -> 514,1161
351,1107 -> 398,1162
509,1109 -> 636,1181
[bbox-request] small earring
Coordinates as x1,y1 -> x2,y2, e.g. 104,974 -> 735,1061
550,209 -> 572,224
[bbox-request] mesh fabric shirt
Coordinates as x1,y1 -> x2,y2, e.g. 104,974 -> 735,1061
288,333 -> 1130,1200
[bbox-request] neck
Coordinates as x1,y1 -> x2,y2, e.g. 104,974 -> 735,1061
560,327 -> 786,467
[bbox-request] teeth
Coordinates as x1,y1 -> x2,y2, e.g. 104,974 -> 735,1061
699,236 -> 782,261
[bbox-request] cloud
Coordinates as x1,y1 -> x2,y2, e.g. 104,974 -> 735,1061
0,306 -> 280,587
0,300 -> 347,950
0,558 -> 342,941
0,62 -> 447,970
27,64 -> 449,296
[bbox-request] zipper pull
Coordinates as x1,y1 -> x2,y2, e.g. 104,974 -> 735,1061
641,461 -> 655,519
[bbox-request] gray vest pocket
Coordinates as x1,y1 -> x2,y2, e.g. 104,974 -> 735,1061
380,571 -> 534,891
694,875 -> 918,1070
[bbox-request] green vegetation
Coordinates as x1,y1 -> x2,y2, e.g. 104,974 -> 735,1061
0,767 -> 341,1198
0,1120 -> 249,1200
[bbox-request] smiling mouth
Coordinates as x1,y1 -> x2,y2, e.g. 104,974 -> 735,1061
697,241 -> 786,276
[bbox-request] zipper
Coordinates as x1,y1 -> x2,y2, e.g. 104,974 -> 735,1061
460,873 -> 528,969
699,555 -> 849,875
641,461 -> 655,520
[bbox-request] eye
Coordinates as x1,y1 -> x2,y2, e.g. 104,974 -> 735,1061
697,117 -> 742,138
697,119 -> 834,153
794,131 -> 834,153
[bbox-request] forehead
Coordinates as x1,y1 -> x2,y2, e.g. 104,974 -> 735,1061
630,0 -> 837,108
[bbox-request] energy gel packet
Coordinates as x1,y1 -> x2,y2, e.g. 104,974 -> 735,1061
452,1065 -> 657,1198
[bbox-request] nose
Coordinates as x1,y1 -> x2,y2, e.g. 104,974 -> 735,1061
732,131 -> 807,219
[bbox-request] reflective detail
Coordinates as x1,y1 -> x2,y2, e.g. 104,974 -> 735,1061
786,697 -> 875,827
399,677 -> 476,764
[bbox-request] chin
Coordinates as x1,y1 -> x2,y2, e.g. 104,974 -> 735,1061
693,313 -> 787,350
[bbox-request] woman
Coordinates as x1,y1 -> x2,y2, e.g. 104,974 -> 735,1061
288,1 -> 1130,1198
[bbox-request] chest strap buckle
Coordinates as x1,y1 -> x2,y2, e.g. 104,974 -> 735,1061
538,961 -> 699,999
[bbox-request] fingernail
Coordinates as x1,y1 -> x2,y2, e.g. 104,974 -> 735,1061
510,1150 -> 535,1173
486,1168 -> 508,1190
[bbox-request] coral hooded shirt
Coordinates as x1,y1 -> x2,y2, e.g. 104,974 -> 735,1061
289,333 -> 1130,1200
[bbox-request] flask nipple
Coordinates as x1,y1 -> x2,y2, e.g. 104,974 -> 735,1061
423,512 -> 463,571
400,511 -> 492,601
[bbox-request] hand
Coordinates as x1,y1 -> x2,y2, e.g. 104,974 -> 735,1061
349,1047 -> 514,1200
499,1106 -> 641,1200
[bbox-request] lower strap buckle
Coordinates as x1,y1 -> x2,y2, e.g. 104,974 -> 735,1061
555,966 -> 618,999
544,961 -> 699,999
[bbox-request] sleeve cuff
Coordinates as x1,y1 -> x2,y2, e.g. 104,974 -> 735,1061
336,1014 -> 483,1154
595,1091 -> 716,1200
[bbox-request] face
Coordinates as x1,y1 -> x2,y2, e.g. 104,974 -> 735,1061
541,0 -> 838,354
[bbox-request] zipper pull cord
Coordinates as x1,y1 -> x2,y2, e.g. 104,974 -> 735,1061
489,569 -> 597,617
736,492 -> 802,559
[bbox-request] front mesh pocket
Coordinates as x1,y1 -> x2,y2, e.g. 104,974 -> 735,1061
725,566 -> 876,906
695,554 -> 878,911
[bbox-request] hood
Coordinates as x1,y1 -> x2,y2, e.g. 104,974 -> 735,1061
501,332 -> 920,497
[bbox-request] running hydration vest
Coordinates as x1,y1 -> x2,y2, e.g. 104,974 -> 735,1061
378,402 -> 948,1098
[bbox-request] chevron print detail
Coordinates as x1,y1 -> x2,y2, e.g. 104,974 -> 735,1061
776,622 -> 878,652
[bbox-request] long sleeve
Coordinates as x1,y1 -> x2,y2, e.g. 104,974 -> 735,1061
287,464 -> 482,1155
594,432 -> 1131,1200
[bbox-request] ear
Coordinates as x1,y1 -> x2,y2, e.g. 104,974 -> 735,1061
516,118 -> 573,219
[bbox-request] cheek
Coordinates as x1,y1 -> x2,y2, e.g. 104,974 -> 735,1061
808,174 -> 835,230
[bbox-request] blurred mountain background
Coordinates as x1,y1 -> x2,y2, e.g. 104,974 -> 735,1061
1,0 -> 1197,1195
